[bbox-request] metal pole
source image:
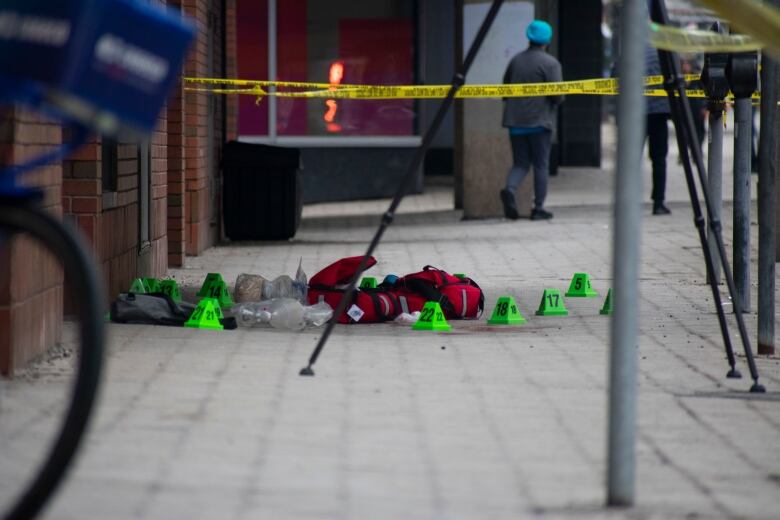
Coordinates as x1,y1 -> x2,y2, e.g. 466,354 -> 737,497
733,96 -> 752,312
268,0 -> 277,143
607,0 -> 645,507
707,104 -> 724,284
758,50 -> 777,355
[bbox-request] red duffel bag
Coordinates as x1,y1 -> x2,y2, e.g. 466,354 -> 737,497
394,266 -> 484,320
308,256 -> 402,324
308,257 -> 484,324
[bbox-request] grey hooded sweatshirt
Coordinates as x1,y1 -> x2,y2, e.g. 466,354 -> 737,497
502,46 -> 563,130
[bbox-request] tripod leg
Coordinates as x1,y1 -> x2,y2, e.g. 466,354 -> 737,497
665,95 -> 741,379
650,0 -> 766,390
299,0 -> 507,376
711,233 -> 765,391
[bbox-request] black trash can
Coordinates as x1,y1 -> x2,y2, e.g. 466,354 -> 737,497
222,141 -> 302,240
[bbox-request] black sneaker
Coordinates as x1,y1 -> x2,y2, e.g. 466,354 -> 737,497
652,203 -> 671,215
500,189 -> 519,220
530,208 -> 553,220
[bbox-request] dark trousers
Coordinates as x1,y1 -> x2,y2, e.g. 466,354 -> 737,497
646,113 -> 669,204
505,130 -> 552,209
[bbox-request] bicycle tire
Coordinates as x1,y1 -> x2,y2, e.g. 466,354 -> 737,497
1,202 -> 104,520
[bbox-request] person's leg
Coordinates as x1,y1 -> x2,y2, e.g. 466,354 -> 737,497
505,134 -> 531,194
529,130 -> 552,211
501,134 -> 531,219
647,113 -> 669,213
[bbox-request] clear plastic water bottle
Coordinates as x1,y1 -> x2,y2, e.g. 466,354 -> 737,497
268,298 -> 305,331
303,301 -> 333,326
232,299 -> 331,330
236,301 -> 272,327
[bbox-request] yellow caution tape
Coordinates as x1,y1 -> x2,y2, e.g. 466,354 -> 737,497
184,77 -> 356,90
696,0 -> 780,59
186,85 -> 763,101
183,74 -> 706,99
649,23 -> 762,53
184,76 -> 760,102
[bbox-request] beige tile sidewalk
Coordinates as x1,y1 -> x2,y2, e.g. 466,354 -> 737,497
2,121 -> 778,520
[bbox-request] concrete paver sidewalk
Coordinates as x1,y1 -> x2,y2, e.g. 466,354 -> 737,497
2,124 -> 779,519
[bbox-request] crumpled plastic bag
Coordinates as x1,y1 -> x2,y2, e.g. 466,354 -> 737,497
234,273 -> 267,303
393,312 -> 421,325
261,259 -> 308,303
233,259 -> 308,304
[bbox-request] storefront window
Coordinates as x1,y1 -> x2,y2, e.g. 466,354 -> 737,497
236,0 -> 269,136
237,0 -> 417,139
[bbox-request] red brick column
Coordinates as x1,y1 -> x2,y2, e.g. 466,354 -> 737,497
151,114 -> 169,275
0,108 -> 64,376
182,0 -> 213,256
167,78 -> 187,267
166,0 -> 187,267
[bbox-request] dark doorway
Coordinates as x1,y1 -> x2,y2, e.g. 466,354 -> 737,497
556,0 -> 603,167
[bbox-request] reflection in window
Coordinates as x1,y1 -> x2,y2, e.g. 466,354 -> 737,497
237,0 -> 416,138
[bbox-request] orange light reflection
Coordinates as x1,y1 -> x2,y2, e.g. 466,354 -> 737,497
325,61 -> 344,133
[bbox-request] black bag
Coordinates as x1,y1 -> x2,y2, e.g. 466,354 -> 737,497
111,293 -> 236,329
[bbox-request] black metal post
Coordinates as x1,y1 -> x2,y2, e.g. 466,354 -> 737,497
701,23 -> 729,285
757,46 -> 777,356
300,0 -> 506,376
726,51 -> 759,313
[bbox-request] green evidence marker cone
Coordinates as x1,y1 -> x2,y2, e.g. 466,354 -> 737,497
202,279 -> 234,309
129,278 -> 147,294
159,279 -> 183,303
412,301 -> 451,332
184,298 -> 224,330
197,273 -> 224,297
565,272 -> 598,297
142,278 -> 160,293
359,277 -> 377,289
535,288 -> 569,316
487,296 -> 526,325
600,289 -> 613,316
212,299 -> 225,320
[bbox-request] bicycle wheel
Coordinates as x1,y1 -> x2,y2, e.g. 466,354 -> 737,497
0,202 -> 104,520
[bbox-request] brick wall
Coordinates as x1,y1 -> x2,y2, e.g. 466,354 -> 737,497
0,108 -> 64,376
2,0 -> 235,376
63,135 -> 170,302
63,139 -> 139,299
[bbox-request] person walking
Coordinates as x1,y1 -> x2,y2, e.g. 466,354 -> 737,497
500,19 -> 563,221
645,47 -> 672,215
